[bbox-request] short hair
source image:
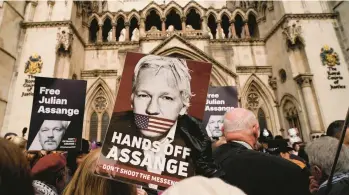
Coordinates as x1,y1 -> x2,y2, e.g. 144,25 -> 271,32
305,136 -> 349,175
326,120 -> 345,137
132,55 -> 193,107
223,109 -> 258,132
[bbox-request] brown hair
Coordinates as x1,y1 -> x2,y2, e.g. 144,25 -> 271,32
62,149 -> 136,195
0,138 -> 34,195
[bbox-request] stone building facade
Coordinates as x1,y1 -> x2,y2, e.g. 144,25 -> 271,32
1,0 -> 349,143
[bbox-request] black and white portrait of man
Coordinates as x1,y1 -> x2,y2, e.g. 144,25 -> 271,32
28,120 -> 70,151
206,115 -> 223,139
98,53 -> 222,190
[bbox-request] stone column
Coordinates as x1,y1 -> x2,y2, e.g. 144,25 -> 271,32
244,21 -> 250,38
139,17 -> 146,37
112,23 -> 116,41
181,17 -> 186,32
125,22 -> 130,41
47,0 -> 55,21
98,0 -> 103,13
161,18 -> 166,34
25,1 -> 38,21
294,74 -> 323,134
230,20 -> 237,38
201,16 -> 207,33
97,24 -> 103,42
217,21 -> 223,39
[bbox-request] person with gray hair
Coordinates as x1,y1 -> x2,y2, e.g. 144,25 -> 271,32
305,136 -> 349,195
101,54 -> 223,191
213,108 -> 311,195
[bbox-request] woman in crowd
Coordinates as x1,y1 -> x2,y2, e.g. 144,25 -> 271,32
0,138 -> 35,195
62,148 -> 138,195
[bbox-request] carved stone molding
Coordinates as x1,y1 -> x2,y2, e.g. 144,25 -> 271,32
56,27 -> 74,55
236,66 -> 272,75
294,74 -> 313,88
268,76 -> 277,90
265,13 -> 338,41
81,69 -> 118,78
282,20 -> 304,47
21,21 -> 71,28
311,132 -> 325,140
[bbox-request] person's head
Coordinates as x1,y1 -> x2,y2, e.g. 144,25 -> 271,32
131,55 -> 192,138
0,138 -> 35,195
38,120 -> 69,151
305,136 -> 349,182
31,153 -> 68,193
293,142 -> 301,152
162,176 -> 246,195
4,132 -> 17,140
9,136 -> 27,152
206,115 -> 224,138
327,120 -> 349,145
63,149 -> 136,195
222,108 -> 260,149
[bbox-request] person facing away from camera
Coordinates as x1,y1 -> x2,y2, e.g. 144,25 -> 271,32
213,108 -> 311,195
63,148 -> 139,195
306,136 -> 349,195
0,138 -> 35,195
31,153 -> 68,195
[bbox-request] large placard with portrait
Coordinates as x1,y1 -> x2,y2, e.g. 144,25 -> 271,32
203,86 -> 238,140
27,77 -> 87,151
95,52 -> 212,190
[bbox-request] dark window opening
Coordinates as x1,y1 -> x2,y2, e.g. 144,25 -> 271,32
90,112 -> 98,141
116,17 -> 125,41
248,14 -> 259,38
129,17 -> 139,40
165,9 -> 182,30
208,14 -> 217,38
101,112 -> 110,141
72,74 -> 77,80
234,14 -> 244,38
221,14 -> 230,39
145,10 -> 161,31
102,17 -> 112,42
258,108 -> 268,132
89,18 -> 98,43
186,9 -> 201,30
279,69 -> 287,83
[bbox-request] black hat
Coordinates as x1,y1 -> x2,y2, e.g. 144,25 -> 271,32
267,139 -> 293,154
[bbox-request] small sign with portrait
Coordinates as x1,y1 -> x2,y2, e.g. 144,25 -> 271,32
203,86 -> 238,140
27,77 -> 87,151
95,52 -> 213,191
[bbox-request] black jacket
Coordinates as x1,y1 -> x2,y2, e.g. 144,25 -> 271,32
316,172 -> 349,195
213,142 -> 311,195
100,111 -> 223,189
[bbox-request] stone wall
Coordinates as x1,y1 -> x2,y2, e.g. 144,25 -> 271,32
301,19 -> 349,129
0,1 -> 25,134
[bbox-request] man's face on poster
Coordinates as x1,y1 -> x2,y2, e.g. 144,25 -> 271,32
207,115 -> 223,138
132,65 -> 187,138
38,120 -> 66,151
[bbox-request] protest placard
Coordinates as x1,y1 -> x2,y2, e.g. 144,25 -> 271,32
203,86 -> 238,140
27,77 -> 87,151
95,52 -> 212,190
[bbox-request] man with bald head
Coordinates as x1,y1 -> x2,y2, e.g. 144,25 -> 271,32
213,108 -> 311,195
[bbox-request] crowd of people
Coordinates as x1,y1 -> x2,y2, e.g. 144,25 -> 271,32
1,108 -> 349,195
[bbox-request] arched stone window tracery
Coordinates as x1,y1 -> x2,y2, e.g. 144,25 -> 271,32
88,87 -> 111,142
283,100 -> 303,139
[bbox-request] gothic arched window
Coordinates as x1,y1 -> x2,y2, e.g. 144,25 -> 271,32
89,88 -> 111,142
101,112 -> 110,141
90,112 -> 98,141
258,108 -> 268,131
283,100 -> 303,139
